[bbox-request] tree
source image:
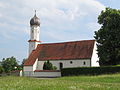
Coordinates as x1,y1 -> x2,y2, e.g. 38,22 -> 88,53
0,61 -> 2,66
21,58 -> 27,68
1,56 -> 18,72
94,8 -> 120,66
0,66 -> 4,74
43,60 -> 57,70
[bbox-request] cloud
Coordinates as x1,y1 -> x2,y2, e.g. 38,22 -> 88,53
21,0 -> 105,41
0,0 -> 105,41
0,2 -> 8,8
22,0 -> 105,21
87,22 -> 101,31
0,0 -> 105,61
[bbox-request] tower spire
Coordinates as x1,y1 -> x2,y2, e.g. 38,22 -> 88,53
35,10 -> 36,16
29,10 -> 40,55
30,10 -> 40,26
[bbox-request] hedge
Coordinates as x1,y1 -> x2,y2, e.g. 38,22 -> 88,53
61,66 -> 120,76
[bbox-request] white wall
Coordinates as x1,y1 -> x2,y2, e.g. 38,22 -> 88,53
29,41 -> 40,55
37,59 -> 91,70
24,59 -> 38,71
33,71 -> 61,77
33,59 -> 38,71
23,59 -> 38,77
24,66 -> 33,71
24,71 -> 34,77
29,42 -> 35,54
30,25 -> 40,41
91,41 -> 99,67
23,71 -> 61,77
36,61 -> 45,70
29,25 -> 40,55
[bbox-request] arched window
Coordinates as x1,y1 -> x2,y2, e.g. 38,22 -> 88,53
83,61 -> 86,65
59,62 -> 63,70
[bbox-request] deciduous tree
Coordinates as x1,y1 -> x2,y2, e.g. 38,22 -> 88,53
94,8 -> 120,66
1,56 -> 18,72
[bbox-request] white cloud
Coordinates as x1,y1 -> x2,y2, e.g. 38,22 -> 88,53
0,13 -> 2,18
87,22 -> 101,31
23,0 -> 105,20
0,0 -> 105,61
0,0 -> 105,42
0,2 -> 8,8
20,0 -> 105,42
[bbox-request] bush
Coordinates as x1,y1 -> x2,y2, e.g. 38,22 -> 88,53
53,66 -> 57,70
43,60 -> 57,70
61,66 -> 120,76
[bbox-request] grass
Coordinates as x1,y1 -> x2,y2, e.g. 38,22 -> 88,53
0,73 -> 120,90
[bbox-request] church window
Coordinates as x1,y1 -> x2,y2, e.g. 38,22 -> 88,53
83,61 -> 86,65
59,62 -> 63,70
70,61 -> 73,64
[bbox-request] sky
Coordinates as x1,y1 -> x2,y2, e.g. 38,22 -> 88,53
0,0 -> 119,63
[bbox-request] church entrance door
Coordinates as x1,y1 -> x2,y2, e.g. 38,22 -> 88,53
59,62 -> 63,70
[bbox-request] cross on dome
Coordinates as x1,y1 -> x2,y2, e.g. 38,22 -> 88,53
34,10 -> 36,17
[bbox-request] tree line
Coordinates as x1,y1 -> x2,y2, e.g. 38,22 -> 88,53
0,56 -> 24,73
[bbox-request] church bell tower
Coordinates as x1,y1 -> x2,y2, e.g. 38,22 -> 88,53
28,10 -> 40,55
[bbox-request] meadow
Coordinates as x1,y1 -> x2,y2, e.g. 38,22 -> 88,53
0,73 -> 120,90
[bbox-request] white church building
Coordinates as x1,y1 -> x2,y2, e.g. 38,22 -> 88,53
23,12 -> 99,77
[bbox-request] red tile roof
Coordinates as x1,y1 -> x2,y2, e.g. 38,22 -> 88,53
24,40 -> 95,66
24,45 -> 41,66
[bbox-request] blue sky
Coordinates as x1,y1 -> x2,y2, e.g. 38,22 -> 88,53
0,0 -> 119,63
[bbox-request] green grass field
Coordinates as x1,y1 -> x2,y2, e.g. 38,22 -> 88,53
0,73 -> 120,90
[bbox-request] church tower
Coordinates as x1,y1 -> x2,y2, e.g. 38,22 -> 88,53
28,11 -> 40,55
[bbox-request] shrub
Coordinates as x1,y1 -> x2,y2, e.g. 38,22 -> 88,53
53,66 -> 57,70
61,66 -> 120,76
43,60 -> 57,70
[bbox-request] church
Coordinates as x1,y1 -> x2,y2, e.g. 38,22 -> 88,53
23,12 -> 99,77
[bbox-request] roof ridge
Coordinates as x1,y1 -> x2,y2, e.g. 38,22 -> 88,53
39,39 -> 95,45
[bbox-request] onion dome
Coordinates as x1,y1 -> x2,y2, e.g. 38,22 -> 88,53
30,10 -> 40,26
